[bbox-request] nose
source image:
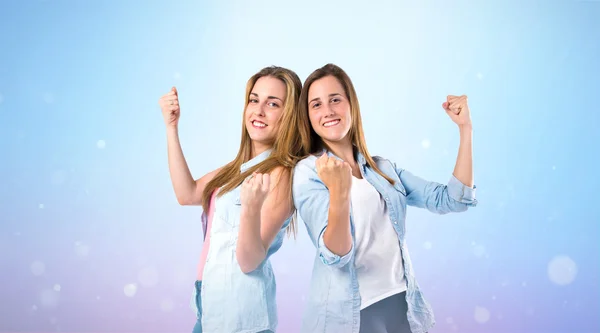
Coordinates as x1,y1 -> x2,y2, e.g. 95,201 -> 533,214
253,103 -> 266,117
323,104 -> 335,117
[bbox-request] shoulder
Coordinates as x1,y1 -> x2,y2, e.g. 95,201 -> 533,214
292,154 -> 323,188
268,165 -> 290,184
371,155 -> 399,172
294,154 -> 319,175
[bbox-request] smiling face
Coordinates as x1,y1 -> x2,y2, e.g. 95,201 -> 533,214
307,75 -> 352,147
244,75 -> 287,153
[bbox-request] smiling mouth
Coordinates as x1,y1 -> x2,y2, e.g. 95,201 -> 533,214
323,119 -> 340,127
252,120 -> 267,128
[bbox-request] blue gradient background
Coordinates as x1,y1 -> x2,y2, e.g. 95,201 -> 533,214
1,0 -> 598,332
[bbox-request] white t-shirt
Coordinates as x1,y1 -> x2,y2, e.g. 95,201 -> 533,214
351,176 -> 407,310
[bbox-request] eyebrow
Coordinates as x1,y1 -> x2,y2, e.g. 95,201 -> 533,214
250,92 -> 283,102
309,93 -> 342,104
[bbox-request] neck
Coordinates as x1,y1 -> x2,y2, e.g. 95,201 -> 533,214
324,137 -> 355,164
251,141 -> 270,159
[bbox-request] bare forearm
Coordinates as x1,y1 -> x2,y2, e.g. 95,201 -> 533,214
166,126 -> 197,204
453,124 -> 474,187
322,191 -> 352,256
236,207 -> 267,273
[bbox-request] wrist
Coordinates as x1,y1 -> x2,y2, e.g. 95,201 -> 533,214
459,123 -> 472,132
330,189 -> 350,204
166,125 -> 179,134
241,204 -> 262,221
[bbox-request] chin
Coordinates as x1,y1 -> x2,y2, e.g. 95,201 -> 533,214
318,130 -> 348,143
249,134 -> 274,145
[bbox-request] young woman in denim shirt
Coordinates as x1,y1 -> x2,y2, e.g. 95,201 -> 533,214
292,64 -> 478,333
158,66 -> 303,333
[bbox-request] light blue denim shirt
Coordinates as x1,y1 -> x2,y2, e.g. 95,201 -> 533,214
292,150 -> 478,333
199,149 -> 290,333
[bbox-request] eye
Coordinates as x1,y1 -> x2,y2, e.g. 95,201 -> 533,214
268,102 -> 280,108
311,102 -> 321,109
331,97 -> 340,103
249,99 -> 259,104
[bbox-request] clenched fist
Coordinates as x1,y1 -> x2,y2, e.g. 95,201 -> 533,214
443,95 -> 472,127
159,87 -> 180,127
316,154 -> 353,196
241,173 -> 271,208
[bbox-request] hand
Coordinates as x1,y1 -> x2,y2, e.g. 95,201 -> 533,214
315,154 -> 352,196
159,87 -> 180,127
241,173 -> 271,209
443,95 -> 472,127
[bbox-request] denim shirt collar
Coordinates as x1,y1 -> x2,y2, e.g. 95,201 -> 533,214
241,148 -> 272,172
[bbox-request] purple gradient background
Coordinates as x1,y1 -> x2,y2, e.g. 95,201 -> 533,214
1,0 -> 599,332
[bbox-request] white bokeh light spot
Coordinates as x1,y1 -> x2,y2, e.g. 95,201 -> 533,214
474,306 -> 491,324
53,284 -> 61,292
477,72 -> 484,80
421,139 -> 431,149
174,72 -> 181,79
548,255 -> 578,285
138,266 -> 159,287
31,261 -> 45,276
124,283 -> 137,297
39,204 -> 44,209
96,140 -> 106,149
423,241 -> 432,250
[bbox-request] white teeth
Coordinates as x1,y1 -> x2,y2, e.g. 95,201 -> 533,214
252,121 -> 266,128
324,120 -> 340,127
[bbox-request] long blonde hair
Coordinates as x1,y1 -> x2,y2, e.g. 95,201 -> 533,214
201,66 -> 304,235
297,63 -> 395,185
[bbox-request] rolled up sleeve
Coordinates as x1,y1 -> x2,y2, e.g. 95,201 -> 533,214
447,175 -> 478,206
395,163 -> 478,214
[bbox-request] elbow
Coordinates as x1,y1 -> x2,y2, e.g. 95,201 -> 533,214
176,191 -> 201,206
322,238 -> 352,258
176,196 -> 189,206
236,249 -> 264,274
239,263 -> 258,274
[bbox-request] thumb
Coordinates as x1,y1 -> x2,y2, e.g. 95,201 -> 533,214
172,86 -> 178,95
442,101 -> 449,110
446,109 -> 459,122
